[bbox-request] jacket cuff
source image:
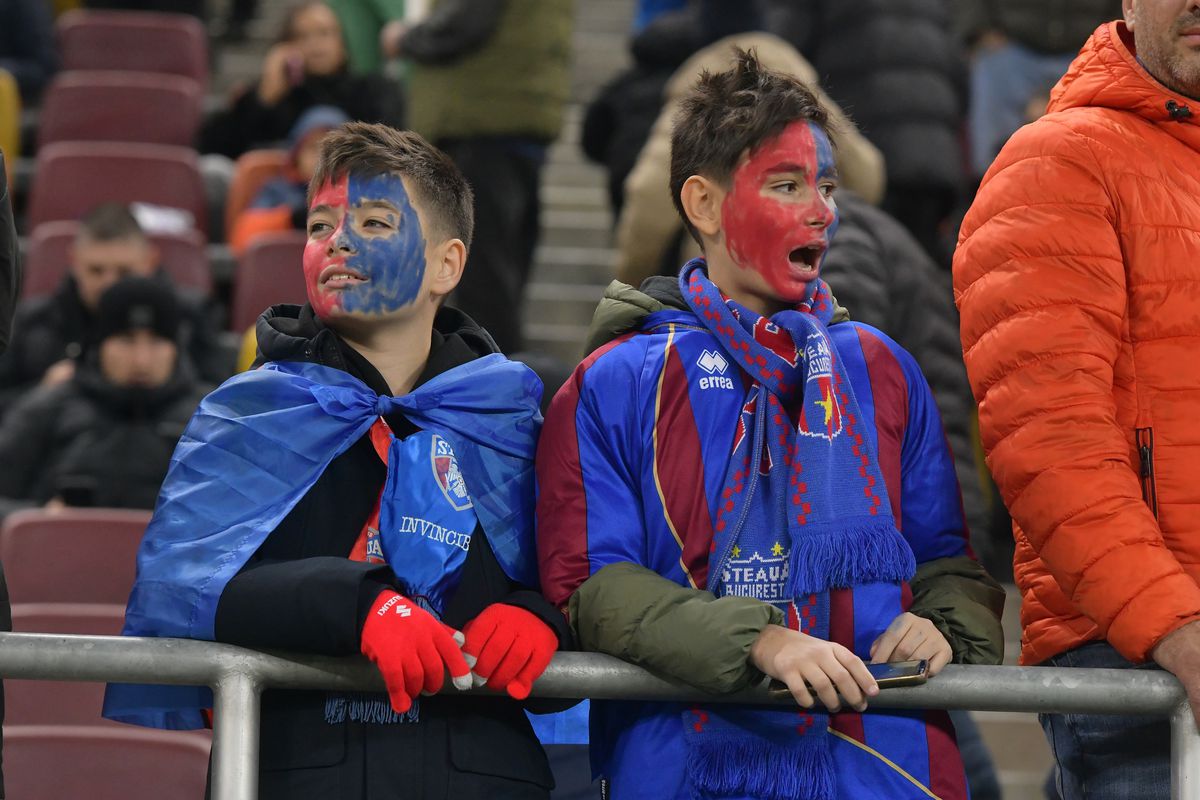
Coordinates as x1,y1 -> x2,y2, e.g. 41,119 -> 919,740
1107,571 -> 1200,662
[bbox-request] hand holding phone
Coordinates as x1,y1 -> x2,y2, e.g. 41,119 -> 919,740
768,659 -> 928,704
870,612 -> 953,676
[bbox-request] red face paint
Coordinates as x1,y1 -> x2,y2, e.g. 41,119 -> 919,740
303,176 -> 351,319
720,121 -> 839,305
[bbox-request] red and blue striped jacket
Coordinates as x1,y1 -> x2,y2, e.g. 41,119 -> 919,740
537,297 -> 972,799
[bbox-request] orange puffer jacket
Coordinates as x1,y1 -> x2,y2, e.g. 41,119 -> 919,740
954,21 -> 1200,666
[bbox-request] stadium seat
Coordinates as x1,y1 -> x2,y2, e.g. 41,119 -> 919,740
229,230 -> 308,332
21,221 -> 212,299
0,69 -> 18,177
0,508 -> 150,606
4,726 -> 211,800
8,604 -> 127,726
56,9 -> 209,89
224,149 -> 290,241
28,142 -> 209,236
38,70 -> 203,149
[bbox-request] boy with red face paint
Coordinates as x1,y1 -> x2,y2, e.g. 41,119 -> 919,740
536,51 -> 1003,799
104,123 -> 568,799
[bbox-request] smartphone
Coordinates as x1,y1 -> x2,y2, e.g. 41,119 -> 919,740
867,659 -> 928,688
767,659 -> 928,700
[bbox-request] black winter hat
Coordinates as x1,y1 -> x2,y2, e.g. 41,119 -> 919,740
95,277 -> 181,343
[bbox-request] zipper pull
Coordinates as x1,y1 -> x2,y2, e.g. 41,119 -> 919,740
1139,444 -> 1152,477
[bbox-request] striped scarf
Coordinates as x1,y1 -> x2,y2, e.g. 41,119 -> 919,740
679,260 -> 915,799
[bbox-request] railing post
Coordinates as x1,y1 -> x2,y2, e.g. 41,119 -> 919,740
209,670 -> 263,800
1173,702 -> 1200,800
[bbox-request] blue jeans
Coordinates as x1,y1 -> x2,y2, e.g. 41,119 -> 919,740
969,42 -> 1075,177
1039,642 -> 1170,800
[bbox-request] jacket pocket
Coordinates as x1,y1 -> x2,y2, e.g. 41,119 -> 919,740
1136,427 -> 1159,518
448,705 -> 555,789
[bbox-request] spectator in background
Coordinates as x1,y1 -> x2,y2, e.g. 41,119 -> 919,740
229,105 -> 349,255
328,0 -> 406,74
954,7 -> 1200,797
958,0 -> 1118,179
763,0 -> 968,263
0,204 -> 225,416
380,0 -> 572,353
582,8 -> 703,218
0,0 -> 58,104
0,277 -> 207,521
201,0 -> 404,159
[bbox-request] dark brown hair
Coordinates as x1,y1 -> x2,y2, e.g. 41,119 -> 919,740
669,48 -> 833,245
309,122 -> 475,248
78,203 -> 146,244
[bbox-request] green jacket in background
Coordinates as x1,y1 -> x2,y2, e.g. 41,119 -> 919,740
407,0 -> 572,143
569,280 -> 1007,695
331,0 -> 406,75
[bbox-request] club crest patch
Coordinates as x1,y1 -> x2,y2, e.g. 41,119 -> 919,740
431,435 -> 473,511
797,333 -> 843,441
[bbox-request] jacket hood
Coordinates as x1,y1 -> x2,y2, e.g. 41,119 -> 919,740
583,273 -> 851,357
1050,22 -> 1200,144
255,303 -> 500,367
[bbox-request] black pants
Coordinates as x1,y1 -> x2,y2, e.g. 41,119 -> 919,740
438,138 -> 545,354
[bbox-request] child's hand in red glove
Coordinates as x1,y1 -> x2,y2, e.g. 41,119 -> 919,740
360,590 -> 472,713
462,603 -> 558,700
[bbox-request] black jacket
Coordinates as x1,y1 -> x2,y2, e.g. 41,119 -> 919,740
212,304 -> 567,800
200,71 -> 405,159
581,11 -> 696,216
0,0 -> 57,102
0,152 -> 17,357
0,356 -> 206,519
765,0 -> 967,197
0,275 -> 226,417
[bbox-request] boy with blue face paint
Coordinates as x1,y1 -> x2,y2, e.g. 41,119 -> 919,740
105,123 -> 568,799
536,51 -> 1003,799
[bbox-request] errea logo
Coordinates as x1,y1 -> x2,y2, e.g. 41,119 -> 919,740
698,350 -> 728,375
697,349 -> 735,390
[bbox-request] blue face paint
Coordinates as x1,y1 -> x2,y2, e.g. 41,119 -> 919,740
303,172 -> 428,318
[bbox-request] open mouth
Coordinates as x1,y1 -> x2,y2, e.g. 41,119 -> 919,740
788,245 -> 825,271
320,266 -> 368,287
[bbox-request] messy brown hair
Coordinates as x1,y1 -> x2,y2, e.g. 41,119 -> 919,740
309,121 -> 475,248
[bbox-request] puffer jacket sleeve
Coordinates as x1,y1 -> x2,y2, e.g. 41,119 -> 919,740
953,120 -> 1200,662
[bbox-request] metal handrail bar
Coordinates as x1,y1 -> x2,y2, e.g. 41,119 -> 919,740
0,631 -> 1192,799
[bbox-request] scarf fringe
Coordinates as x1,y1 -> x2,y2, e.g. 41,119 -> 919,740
786,518 -> 916,596
323,693 -> 419,725
687,731 -> 834,800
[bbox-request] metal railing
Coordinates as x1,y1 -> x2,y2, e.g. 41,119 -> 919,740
0,631 -> 1193,799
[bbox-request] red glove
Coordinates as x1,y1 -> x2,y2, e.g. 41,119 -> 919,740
462,603 -> 558,700
360,590 -> 471,713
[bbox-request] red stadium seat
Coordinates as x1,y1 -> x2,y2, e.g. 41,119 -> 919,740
224,149 -> 290,241
4,726 -> 211,800
22,221 -> 211,299
229,230 -> 309,331
28,142 -> 208,236
38,70 -> 203,149
0,508 -> 150,605
56,9 -> 209,89
8,604 -> 128,726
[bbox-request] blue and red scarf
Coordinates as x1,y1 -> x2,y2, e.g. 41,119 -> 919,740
679,260 -> 915,800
